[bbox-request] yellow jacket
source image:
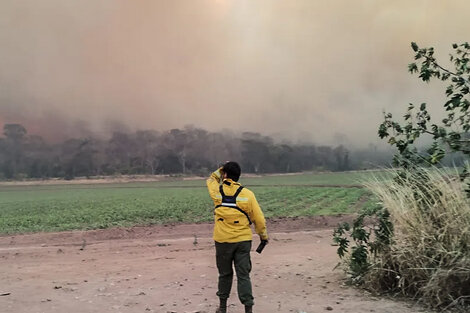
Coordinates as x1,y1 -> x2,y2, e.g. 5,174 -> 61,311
207,168 -> 268,243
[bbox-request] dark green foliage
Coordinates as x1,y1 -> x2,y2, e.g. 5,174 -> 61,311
333,205 -> 393,283
333,223 -> 350,258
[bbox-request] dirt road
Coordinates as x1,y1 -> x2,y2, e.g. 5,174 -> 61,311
0,217 -> 429,313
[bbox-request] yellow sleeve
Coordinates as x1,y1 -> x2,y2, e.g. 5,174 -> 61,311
249,193 -> 268,240
206,167 -> 223,204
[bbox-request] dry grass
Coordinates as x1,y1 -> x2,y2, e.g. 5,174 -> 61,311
365,167 -> 470,310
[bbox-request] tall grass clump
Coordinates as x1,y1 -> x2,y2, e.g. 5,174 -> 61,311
339,167 -> 470,310
365,167 -> 470,309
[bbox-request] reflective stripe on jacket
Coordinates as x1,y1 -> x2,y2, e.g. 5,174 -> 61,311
207,168 -> 268,243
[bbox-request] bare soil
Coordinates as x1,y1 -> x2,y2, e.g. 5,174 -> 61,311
0,216 -> 430,313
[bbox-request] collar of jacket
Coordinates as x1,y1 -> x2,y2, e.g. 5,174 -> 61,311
223,178 -> 240,186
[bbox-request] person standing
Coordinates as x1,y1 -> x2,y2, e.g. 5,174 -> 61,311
206,162 -> 269,313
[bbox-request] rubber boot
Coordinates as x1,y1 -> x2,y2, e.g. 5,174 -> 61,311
245,305 -> 253,313
215,298 -> 227,313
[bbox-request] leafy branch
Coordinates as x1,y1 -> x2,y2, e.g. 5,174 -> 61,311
379,42 -> 470,166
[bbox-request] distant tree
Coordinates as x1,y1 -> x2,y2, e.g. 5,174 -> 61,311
333,145 -> 350,171
60,139 -> 83,179
349,144 -> 394,169
316,146 -> 334,170
0,124 -> 364,180
0,137 -> 6,179
169,128 -> 190,174
158,151 -> 183,174
180,127 -> 213,174
272,144 -> 294,172
134,130 -> 160,174
240,132 -> 273,173
4,124 -> 27,141
2,124 -> 28,178
205,131 -> 241,171
24,135 -> 51,178
106,132 -> 136,174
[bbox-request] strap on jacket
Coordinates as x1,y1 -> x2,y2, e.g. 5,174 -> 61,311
219,185 -> 244,198
215,185 -> 252,225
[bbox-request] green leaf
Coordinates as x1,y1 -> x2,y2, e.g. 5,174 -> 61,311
378,123 -> 389,138
408,63 -> 418,73
463,99 -> 470,111
438,126 -> 447,138
446,85 -> 454,97
429,148 -> 445,164
419,67 -> 432,82
411,42 -> 419,52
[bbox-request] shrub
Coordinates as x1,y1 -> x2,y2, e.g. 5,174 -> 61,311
333,41 -> 470,311
334,167 -> 470,310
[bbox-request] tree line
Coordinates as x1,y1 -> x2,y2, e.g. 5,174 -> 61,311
0,123 -> 390,180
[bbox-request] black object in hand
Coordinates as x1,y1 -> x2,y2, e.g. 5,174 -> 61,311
256,240 -> 268,254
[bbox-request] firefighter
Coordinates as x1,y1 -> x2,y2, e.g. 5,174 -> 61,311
206,161 -> 269,313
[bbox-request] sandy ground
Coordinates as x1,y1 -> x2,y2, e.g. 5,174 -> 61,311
0,217 -> 430,313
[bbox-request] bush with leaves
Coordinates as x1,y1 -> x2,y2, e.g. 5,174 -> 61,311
333,204 -> 393,284
333,42 -> 470,310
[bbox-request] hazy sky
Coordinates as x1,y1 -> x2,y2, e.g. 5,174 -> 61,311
0,0 -> 469,146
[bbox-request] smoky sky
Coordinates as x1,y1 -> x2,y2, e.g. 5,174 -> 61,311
0,0 -> 469,145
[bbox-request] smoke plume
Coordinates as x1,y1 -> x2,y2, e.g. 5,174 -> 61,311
1,0 -> 469,145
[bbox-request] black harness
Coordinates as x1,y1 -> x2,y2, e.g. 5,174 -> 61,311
215,184 -> 252,225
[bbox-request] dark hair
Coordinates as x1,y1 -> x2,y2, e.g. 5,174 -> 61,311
223,161 -> 241,182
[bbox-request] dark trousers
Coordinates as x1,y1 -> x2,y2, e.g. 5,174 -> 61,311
215,240 -> 254,306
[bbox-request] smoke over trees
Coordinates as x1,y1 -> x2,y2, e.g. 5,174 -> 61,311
0,123 -> 393,180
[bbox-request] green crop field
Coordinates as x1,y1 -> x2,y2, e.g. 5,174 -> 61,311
0,171 -> 382,235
